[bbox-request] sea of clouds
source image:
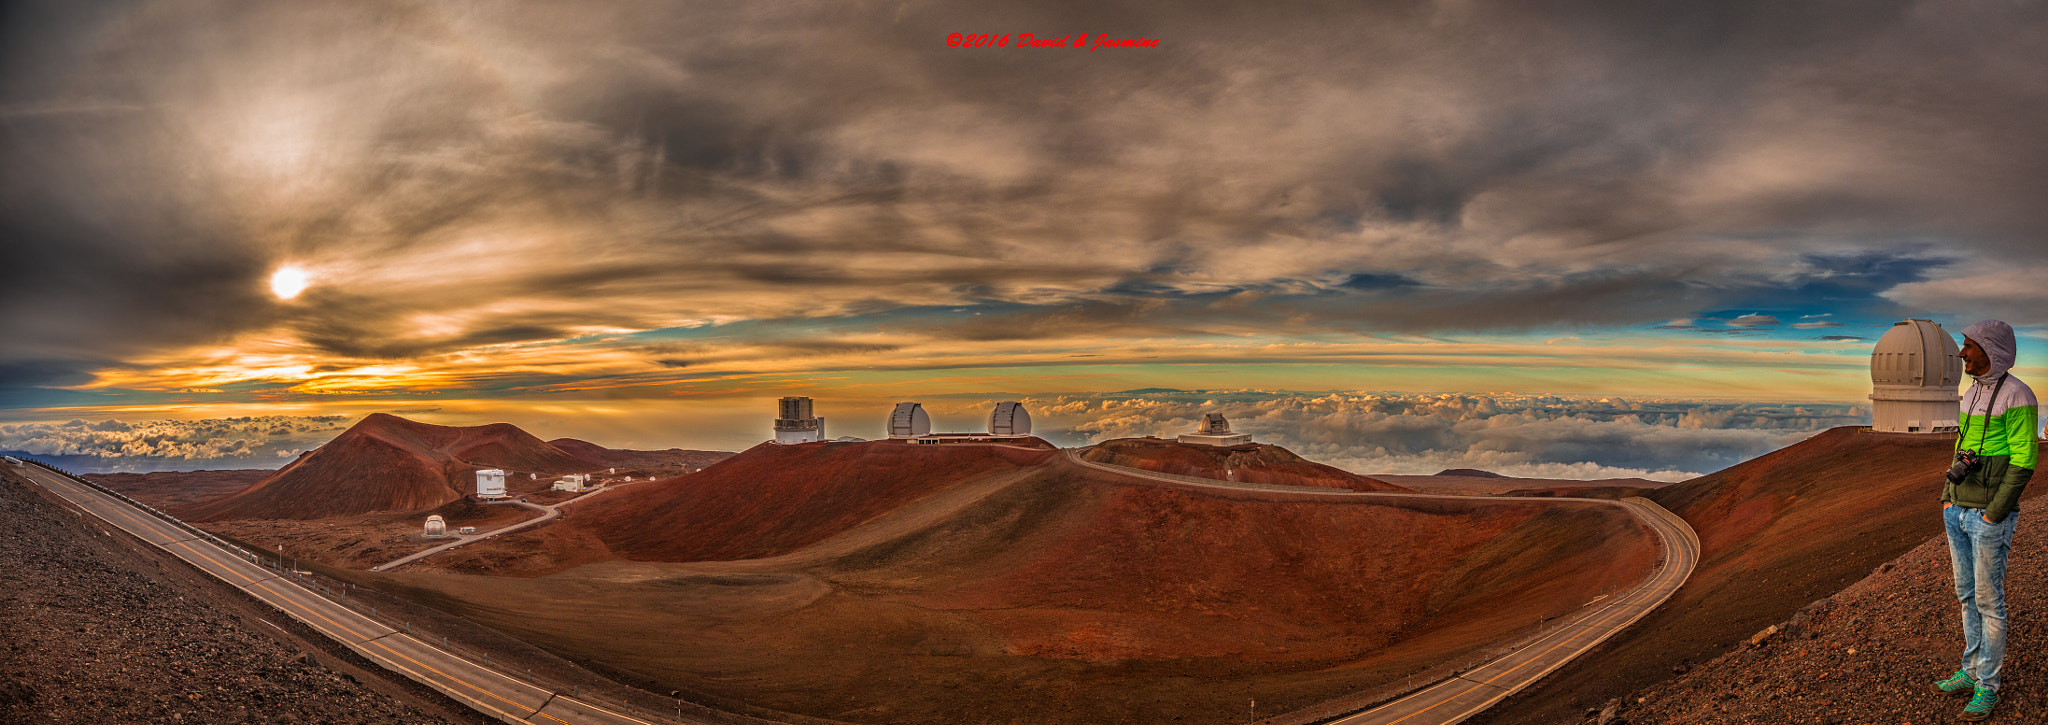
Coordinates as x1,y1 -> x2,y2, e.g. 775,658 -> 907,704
0,416 -> 350,473
7,393 -> 1869,479
982,391 -> 1870,481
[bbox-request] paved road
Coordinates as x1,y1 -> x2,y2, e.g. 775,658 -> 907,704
1064,449 -> 1699,725
372,479 -> 652,572
373,499 -> 556,572
15,449 -> 1692,725
10,460 -> 667,725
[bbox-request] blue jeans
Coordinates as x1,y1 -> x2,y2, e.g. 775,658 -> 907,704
1945,504 -> 2019,692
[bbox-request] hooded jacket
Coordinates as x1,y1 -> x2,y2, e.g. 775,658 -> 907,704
1942,319 -> 2039,523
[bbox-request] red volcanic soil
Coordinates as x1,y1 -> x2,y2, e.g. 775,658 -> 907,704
570,438 -> 1063,562
374,442 -> 1657,725
1078,437 -> 1406,491
184,413 -> 596,521
204,497 -> 544,571
546,437 -> 732,471
1471,426 -> 2041,725
87,469 -> 273,510
1620,514 -> 2048,724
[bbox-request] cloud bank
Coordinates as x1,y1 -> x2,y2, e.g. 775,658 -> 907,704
936,390 -> 1868,481
0,415 -> 349,472
5,392 -> 1867,479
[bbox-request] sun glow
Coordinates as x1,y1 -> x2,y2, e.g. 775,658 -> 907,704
269,265 -> 310,299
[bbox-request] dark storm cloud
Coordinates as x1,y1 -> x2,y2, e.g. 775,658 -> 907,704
6,0 -> 2048,394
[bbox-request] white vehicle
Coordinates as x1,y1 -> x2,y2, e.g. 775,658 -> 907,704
2,456 -> 20,466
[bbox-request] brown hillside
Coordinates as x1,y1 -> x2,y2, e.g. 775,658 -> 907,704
1472,426 -> 1991,725
87,469 -> 273,510
1079,437 -> 1407,491
375,446 -> 1658,725
1621,514 -> 2048,724
547,438 -> 733,470
568,438 -> 1061,562
183,413 -> 594,521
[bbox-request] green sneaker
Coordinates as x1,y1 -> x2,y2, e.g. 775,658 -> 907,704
1961,686 -> 1998,722
1933,670 -> 1977,695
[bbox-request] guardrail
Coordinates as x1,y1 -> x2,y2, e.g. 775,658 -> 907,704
17,456 -> 272,568
1623,496 -> 1702,555
9,456 -> 698,725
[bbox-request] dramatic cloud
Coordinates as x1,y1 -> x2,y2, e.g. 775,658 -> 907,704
2,1 -> 2041,427
927,390 -> 1868,481
0,415 -> 350,472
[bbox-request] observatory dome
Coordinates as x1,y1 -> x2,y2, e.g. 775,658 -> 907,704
1869,318 -> 1962,433
988,401 -> 1032,436
888,402 -> 931,438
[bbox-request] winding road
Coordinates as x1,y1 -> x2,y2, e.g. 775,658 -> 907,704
1063,450 -> 1700,725
372,477 -> 661,572
12,450 -> 1694,725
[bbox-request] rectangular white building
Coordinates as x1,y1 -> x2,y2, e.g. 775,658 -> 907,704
476,469 -> 507,499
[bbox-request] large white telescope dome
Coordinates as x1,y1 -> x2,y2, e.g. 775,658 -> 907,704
1869,318 -> 1961,433
988,401 -> 1031,435
887,402 -> 931,438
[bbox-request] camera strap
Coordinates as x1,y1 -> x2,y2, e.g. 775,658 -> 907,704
1958,372 -> 2008,455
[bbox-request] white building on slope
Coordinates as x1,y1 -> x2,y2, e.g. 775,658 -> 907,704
1179,413 -> 1252,447
476,469 -> 508,499
774,396 -> 826,444
890,401 -> 1036,445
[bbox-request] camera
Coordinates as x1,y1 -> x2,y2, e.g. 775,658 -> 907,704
1947,450 -> 1982,485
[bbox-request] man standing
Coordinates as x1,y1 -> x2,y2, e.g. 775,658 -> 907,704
1932,319 -> 2037,721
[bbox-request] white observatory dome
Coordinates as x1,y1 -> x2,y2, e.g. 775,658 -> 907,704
1869,318 -> 1962,433
988,401 -> 1032,436
888,402 -> 931,438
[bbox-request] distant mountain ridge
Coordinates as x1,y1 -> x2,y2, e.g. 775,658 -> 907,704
1434,468 -> 1507,478
544,438 -> 731,470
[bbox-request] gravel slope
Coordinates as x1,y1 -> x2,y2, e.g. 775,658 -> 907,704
1608,510 -> 2044,724
0,467 -> 473,724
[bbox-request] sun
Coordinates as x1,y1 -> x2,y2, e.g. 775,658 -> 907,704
269,265 -> 311,300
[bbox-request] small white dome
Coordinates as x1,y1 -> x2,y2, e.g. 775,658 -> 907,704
1871,318 -> 1962,389
989,401 -> 1032,435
